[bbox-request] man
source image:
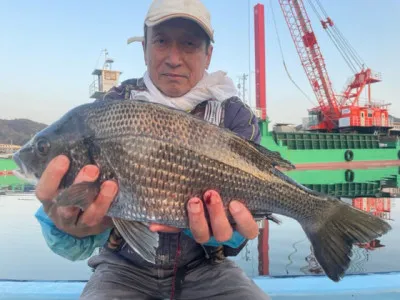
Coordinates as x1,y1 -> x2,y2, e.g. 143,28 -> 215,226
34,0 -> 270,299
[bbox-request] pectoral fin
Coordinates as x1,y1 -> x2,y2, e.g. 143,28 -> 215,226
55,181 -> 101,210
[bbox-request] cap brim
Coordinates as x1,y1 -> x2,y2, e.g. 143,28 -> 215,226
145,13 -> 214,42
127,36 -> 145,45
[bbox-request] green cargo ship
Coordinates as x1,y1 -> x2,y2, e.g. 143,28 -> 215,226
258,120 -> 400,169
283,166 -> 399,198
0,158 -> 17,172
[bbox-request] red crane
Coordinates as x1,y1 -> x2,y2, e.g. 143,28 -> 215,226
278,0 -> 390,133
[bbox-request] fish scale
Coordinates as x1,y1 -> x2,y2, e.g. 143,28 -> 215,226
13,99 -> 392,282
96,133 -> 289,227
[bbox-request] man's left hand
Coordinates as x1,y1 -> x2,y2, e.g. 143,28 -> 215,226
148,190 -> 259,243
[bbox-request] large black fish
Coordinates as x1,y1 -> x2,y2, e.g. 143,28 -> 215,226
13,99 -> 391,282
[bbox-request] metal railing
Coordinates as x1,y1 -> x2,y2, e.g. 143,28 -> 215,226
89,80 -> 100,98
351,116 -> 390,127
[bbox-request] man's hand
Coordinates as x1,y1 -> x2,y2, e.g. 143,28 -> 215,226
35,155 -> 118,238
149,190 -> 259,243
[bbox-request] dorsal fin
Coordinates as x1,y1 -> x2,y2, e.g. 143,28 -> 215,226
248,141 -> 296,170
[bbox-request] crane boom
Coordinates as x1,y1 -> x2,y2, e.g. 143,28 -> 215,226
278,0 -> 340,130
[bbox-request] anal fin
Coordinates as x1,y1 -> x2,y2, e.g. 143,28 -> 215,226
253,212 -> 282,225
113,218 -> 159,264
266,213 -> 282,225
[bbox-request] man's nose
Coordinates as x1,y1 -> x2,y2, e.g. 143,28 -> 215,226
165,42 -> 182,68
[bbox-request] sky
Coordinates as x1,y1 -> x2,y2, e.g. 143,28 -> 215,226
1,0 -> 399,127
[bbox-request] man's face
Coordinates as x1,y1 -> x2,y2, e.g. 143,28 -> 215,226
143,18 -> 213,97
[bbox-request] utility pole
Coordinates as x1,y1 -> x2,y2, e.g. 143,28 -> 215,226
237,73 -> 249,104
237,79 -> 242,99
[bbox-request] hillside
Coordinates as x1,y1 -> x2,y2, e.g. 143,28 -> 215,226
390,115 -> 400,123
0,119 -> 47,146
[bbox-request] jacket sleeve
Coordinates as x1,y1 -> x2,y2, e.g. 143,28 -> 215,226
35,205 -> 111,261
223,97 -> 261,143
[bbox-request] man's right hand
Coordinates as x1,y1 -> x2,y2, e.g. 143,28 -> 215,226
35,155 -> 118,238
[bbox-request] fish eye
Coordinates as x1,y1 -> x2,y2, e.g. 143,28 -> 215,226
35,138 -> 51,156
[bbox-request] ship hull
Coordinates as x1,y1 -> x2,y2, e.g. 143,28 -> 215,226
259,121 -> 400,170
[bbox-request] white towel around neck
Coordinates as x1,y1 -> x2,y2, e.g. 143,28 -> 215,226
133,70 -> 238,111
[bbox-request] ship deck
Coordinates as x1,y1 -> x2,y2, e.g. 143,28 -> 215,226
293,160 -> 400,170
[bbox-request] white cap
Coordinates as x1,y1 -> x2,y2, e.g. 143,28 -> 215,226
127,0 -> 214,44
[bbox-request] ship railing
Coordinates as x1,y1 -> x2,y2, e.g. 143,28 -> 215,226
352,116 -> 391,127
89,80 -> 100,98
0,144 -> 21,153
369,69 -> 382,81
337,75 -> 355,106
389,123 -> 400,131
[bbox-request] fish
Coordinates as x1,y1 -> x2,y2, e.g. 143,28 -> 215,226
13,99 -> 391,282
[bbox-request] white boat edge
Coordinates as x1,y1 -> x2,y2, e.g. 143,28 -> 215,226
1,272 -> 400,299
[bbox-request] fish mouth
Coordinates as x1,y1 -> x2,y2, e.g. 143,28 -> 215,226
12,153 -> 39,185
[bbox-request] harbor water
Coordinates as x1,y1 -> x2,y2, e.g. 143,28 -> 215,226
0,166 -> 399,282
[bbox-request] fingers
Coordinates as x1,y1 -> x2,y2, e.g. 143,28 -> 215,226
78,180 -> 118,228
54,178 -> 117,237
35,155 -> 70,206
186,190 -> 259,244
56,164 -> 100,222
73,164 -> 99,184
187,197 -> 210,243
35,157 -> 116,238
148,223 -> 181,233
204,190 -> 233,242
229,200 -> 259,240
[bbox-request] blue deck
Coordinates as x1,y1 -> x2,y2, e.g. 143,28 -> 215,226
1,272 -> 400,299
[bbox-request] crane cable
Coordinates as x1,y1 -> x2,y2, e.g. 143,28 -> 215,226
269,0 -> 316,108
315,0 -> 366,68
306,0 -> 358,73
310,0 -> 366,72
314,0 -> 363,69
270,0 -> 338,126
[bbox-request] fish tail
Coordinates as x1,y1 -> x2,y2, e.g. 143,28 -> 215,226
300,198 -> 391,282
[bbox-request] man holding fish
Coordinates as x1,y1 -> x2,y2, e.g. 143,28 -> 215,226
33,0 -> 270,299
